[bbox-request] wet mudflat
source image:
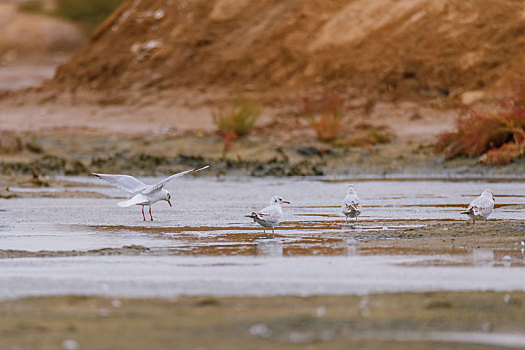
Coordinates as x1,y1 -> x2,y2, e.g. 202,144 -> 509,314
1,176 -> 525,348
1,292 -> 525,349
0,176 -> 524,299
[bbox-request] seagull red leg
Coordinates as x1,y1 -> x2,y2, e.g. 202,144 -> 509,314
149,206 -> 154,221
142,206 -> 146,221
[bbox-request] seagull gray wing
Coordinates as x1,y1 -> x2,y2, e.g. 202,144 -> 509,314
342,194 -> 360,212
343,194 -> 360,206
256,204 -> 282,223
92,173 -> 147,194
142,165 -> 209,194
468,195 -> 494,216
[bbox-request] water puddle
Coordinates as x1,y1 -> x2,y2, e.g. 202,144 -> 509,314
0,176 -> 524,299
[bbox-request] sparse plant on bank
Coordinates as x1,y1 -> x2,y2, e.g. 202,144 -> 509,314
19,0 -> 124,32
480,142 -> 523,165
60,0 -> 124,31
18,1 -> 44,13
434,82 -> 525,165
334,122 -> 392,147
301,90 -> 345,117
212,99 -> 262,154
311,112 -> 341,141
302,91 -> 346,142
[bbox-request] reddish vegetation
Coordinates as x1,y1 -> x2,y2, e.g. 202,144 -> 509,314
220,130 -> 238,154
480,142 -> 523,166
301,91 -> 345,117
435,82 -> 525,165
311,113 -> 341,142
46,0 -> 525,102
212,99 -> 261,152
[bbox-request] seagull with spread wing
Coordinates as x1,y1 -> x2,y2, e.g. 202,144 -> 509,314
246,195 -> 290,235
342,184 -> 361,224
92,165 -> 209,221
461,189 -> 495,223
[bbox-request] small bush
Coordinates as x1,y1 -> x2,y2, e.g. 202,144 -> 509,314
220,130 -> 238,154
212,99 -> 262,137
301,91 -> 345,117
480,142 -> 523,166
212,99 -> 262,153
335,122 -> 392,147
18,1 -> 44,13
311,112 -> 341,141
435,82 -> 525,165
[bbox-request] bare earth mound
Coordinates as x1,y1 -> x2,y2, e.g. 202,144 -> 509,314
48,0 -> 525,100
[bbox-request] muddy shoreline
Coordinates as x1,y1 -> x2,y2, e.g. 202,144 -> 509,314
1,292 -> 524,349
0,134 -> 524,178
1,220 -> 523,259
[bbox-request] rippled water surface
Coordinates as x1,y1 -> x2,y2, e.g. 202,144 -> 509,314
0,176 -> 523,299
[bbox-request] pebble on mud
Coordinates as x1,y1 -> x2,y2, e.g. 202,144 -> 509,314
249,323 -> 271,338
61,339 -> 79,350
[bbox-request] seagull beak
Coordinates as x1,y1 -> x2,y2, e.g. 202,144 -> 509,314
283,201 -> 291,204
168,200 -> 172,207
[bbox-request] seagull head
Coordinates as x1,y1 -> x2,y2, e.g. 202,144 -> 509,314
347,184 -> 357,195
164,190 -> 172,207
271,195 -> 290,205
481,189 -> 494,202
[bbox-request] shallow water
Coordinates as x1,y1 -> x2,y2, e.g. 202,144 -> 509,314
0,177 -> 524,299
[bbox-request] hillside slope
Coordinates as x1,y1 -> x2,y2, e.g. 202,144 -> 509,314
49,0 -> 525,100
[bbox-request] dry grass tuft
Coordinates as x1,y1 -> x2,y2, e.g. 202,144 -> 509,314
335,122 -> 392,147
301,91 -> 345,117
212,99 -> 262,153
435,82 -> 525,165
302,91 -> 345,142
311,112 -> 341,141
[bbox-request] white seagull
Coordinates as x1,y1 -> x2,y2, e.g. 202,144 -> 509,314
461,189 -> 495,223
92,165 -> 209,221
246,195 -> 290,235
342,184 -> 361,223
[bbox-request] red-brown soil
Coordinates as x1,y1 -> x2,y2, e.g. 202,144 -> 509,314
47,0 -> 525,101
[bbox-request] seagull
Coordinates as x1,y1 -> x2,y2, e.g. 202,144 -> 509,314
342,184 -> 361,224
246,195 -> 290,235
461,189 -> 495,223
92,165 -> 209,221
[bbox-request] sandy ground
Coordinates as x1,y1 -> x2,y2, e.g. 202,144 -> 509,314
0,90 -> 458,142
1,292 -> 524,349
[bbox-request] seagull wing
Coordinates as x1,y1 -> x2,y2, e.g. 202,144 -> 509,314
256,204 -> 282,223
142,165 -> 209,194
118,194 -> 149,207
468,195 -> 494,216
342,194 -> 360,213
92,173 -> 147,194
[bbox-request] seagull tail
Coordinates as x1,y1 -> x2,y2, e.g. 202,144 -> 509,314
245,212 -> 258,220
118,194 -> 148,208
118,200 -> 137,208
460,211 -> 470,215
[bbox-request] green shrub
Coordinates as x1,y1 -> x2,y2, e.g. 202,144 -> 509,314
18,1 -> 44,14
55,0 -> 124,31
212,99 -> 262,137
